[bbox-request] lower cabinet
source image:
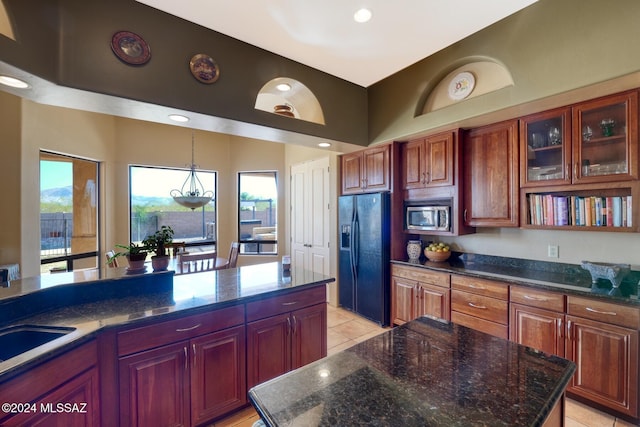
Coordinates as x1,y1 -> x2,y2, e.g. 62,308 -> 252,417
0,340 -> 100,427
510,287 -> 640,420
565,296 -> 639,419
247,287 -> 327,389
391,264 -> 450,325
451,275 -> 509,339
116,305 -> 246,427
510,286 -> 566,357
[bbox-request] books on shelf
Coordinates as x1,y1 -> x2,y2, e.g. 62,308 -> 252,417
527,194 -> 632,227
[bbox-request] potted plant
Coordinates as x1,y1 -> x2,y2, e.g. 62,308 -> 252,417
109,242 -> 149,271
142,225 -> 174,271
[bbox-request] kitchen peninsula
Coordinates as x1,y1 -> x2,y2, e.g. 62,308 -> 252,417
0,263 -> 333,426
249,316 -> 575,426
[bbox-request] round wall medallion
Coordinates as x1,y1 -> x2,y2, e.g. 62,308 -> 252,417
189,54 -> 220,84
111,31 -> 151,65
448,71 -> 475,100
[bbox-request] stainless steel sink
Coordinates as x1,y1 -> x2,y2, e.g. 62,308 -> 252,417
0,325 -> 76,362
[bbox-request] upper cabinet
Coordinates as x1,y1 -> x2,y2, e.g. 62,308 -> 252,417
463,120 -> 520,227
402,131 -> 454,190
521,91 -> 638,188
572,91 -> 638,183
520,107 -> 572,187
341,145 -> 390,194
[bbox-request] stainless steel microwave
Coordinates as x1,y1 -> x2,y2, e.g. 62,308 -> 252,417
406,205 -> 450,232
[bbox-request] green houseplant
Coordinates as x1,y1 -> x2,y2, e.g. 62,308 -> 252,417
142,225 -> 174,271
109,242 -> 149,271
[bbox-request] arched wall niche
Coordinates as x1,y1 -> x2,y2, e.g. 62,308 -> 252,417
417,57 -> 514,116
255,77 -> 325,125
0,1 -> 16,40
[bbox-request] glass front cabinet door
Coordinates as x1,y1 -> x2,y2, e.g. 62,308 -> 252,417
572,91 -> 638,183
520,108 -> 571,187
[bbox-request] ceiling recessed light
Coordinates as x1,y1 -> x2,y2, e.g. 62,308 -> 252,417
353,8 -> 372,23
168,114 -> 190,122
318,142 -> 331,148
276,83 -> 291,92
0,75 -> 29,89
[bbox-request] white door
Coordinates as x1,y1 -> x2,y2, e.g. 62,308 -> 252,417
290,158 -> 331,296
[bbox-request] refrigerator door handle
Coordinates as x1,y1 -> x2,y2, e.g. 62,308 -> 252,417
352,213 -> 359,270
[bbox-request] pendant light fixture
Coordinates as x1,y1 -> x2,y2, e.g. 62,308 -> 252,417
170,132 -> 213,210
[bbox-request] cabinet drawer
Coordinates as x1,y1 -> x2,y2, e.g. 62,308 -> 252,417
451,275 -> 509,300
567,296 -> 640,329
246,285 -> 326,322
391,264 -> 450,288
510,286 -> 565,312
452,290 -> 508,325
118,305 -> 245,356
451,311 -> 508,340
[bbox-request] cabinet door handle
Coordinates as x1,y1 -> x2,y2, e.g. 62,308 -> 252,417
291,315 -> 297,335
574,162 -> 578,179
566,163 -> 570,181
523,295 -> 549,301
463,209 -> 468,223
425,171 -> 430,184
286,317 -> 291,335
422,172 -> 427,184
468,302 -> 487,310
585,307 -> 617,316
183,346 -> 188,372
567,320 -> 572,340
467,284 -> 486,290
557,318 -> 563,339
282,301 -> 298,306
192,343 -> 197,366
176,323 -> 202,332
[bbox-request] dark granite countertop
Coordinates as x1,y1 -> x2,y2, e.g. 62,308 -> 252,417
249,316 -> 575,427
0,262 -> 334,380
392,253 -> 640,305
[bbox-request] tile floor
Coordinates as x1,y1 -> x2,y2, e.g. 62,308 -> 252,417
212,304 -> 637,427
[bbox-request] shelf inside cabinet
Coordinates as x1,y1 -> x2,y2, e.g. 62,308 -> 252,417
521,183 -> 638,232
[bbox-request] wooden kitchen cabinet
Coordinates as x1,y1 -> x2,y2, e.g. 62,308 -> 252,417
463,119 -> 519,227
402,131 -> 454,190
117,305 -> 246,427
451,275 -> 509,339
341,145 -> 390,194
391,264 -> 450,325
510,286 -> 566,357
0,341 -> 100,427
565,296 -> 639,418
520,91 -> 640,232
247,286 -> 327,388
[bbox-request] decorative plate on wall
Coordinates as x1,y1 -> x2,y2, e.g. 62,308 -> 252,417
447,71 -> 475,101
189,54 -> 220,84
111,31 -> 151,65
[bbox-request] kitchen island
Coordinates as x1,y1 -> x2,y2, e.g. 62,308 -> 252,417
0,262 -> 334,426
249,316 -> 575,427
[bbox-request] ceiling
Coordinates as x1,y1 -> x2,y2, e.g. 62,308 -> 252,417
137,0 -> 538,87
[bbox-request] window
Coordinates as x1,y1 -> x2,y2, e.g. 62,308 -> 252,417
40,151 -> 99,273
238,172 -> 277,255
129,166 -> 217,249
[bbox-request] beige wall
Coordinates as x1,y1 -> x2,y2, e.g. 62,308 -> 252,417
0,92 -> 21,264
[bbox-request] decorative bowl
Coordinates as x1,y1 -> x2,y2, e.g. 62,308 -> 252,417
424,250 -> 451,262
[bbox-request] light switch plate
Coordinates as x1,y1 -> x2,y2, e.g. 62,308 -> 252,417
548,245 -> 559,258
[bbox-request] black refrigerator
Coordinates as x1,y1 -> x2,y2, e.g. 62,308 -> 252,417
338,191 -> 390,326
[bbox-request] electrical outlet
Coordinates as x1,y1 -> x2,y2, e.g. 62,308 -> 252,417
548,245 -> 559,258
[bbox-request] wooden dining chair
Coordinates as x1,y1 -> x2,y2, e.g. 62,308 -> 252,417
179,251 -> 217,273
165,241 -> 186,257
105,250 -> 118,268
226,242 -> 240,269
